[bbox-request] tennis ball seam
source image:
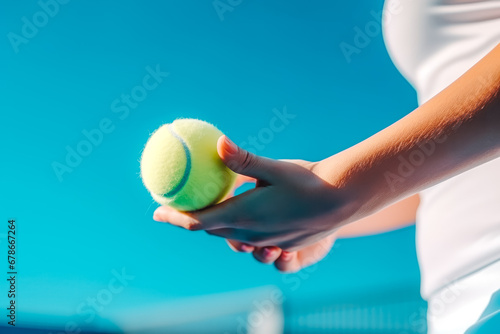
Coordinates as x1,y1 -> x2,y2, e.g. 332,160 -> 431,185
141,118 -> 236,211
162,124 -> 192,198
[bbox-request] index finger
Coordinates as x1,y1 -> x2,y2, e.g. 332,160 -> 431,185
153,187 -> 258,231
153,206 -> 206,231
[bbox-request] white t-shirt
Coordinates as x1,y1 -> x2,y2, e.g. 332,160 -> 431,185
382,0 -> 500,299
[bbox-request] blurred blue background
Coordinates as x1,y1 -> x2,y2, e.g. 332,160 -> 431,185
1,0 -> 423,332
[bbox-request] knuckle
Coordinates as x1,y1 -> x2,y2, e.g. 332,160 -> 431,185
240,151 -> 255,172
253,252 -> 271,264
186,220 -> 202,231
279,242 -> 296,252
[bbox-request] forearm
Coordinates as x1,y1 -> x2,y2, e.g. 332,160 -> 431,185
318,43 -> 500,219
336,194 -> 419,238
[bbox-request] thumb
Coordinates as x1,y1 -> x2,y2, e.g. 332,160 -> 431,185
217,135 -> 283,183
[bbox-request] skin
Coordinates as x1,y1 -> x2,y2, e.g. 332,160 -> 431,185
154,42 -> 500,272
224,174 -> 420,272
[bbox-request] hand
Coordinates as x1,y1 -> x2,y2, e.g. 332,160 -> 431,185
153,136 -> 363,251
226,232 -> 338,273
225,174 -> 337,272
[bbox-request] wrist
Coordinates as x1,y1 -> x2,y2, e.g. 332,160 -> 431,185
311,150 -> 390,222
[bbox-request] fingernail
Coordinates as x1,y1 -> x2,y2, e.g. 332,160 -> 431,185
241,244 -> 253,252
281,251 -> 293,261
153,211 -> 160,221
224,136 -> 238,155
153,208 -> 164,222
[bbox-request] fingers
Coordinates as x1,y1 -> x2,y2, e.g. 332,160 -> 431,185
193,187 -> 262,230
154,135 -> 286,232
226,239 -> 254,253
206,228 -> 269,248
227,241 -> 282,267
153,205 -> 230,231
206,227 -> 240,240
274,251 -> 301,273
227,239 -> 283,266
226,239 -> 300,270
274,234 -> 338,272
217,135 -> 285,184
153,186 -> 258,231
252,246 -> 282,264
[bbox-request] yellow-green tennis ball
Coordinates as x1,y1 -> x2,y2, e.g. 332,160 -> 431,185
140,118 -> 237,212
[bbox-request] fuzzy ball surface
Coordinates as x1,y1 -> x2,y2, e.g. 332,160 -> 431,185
140,119 -> 236,211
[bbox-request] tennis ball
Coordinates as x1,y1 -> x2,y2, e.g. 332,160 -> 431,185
140,118 -> 237,212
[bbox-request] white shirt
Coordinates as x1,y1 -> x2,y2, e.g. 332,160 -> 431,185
382,0 -> 500,299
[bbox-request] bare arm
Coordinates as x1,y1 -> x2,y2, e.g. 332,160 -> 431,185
154,43 -> 500,270
315,43 -> 500,219
337,194 -> 419,238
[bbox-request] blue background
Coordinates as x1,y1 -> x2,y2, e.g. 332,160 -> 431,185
1,0 -> 421,331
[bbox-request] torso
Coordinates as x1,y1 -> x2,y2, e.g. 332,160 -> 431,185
382,0 -> 500,298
